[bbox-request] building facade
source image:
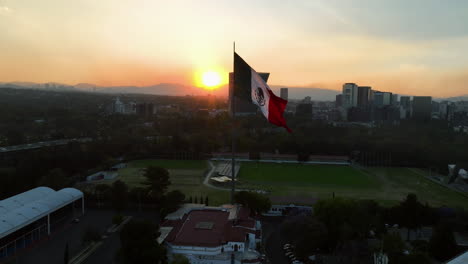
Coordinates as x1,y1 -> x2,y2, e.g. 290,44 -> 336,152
412,96 -> 432,121
357,86 -> 371,108
342,83 -> 358,109
280,88 -> 288,101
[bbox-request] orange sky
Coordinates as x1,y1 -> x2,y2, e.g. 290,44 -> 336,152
1,0 -> 468,97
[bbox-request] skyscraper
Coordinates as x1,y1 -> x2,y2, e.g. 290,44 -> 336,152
357,86 -> 371,108
342,83 -> 358,109
336,94 -> 343,107
280,88 -> 288,101
400,96 -> 411,109
412,96 -> 432,121
373,92 -> 392,108
392,94 -> 399,105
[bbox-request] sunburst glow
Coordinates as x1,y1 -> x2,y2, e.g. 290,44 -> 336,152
201,71 -> 222,88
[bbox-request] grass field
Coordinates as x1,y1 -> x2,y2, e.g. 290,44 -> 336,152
237,162 -> 468,208
91,159 -> 468,208
367,167 -> 468,208
239,163 -> 378,188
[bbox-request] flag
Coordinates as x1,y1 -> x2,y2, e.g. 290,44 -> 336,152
234,52 -> 292,132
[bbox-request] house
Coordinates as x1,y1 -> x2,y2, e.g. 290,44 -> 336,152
159,204 -> 262,264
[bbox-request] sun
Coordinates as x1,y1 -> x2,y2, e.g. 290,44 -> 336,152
201,71 -> 222,88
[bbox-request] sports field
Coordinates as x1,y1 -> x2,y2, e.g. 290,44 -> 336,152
239,163 -> 378,188
237,162 -> 468,208
93,159 -> 468,208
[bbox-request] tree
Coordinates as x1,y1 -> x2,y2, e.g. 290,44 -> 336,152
204,196 -> 209,206
234,191 -> 271,214
170,254 -> 189,264
64,243 -> 69,264
249,151 -> 260,160
129,187 -> 147,211
281,216 -> 327,258
39,168 -> 70,190
119,220 -> 167,264
382,232 -> 406,263
163,190 -> 186,213
111,180 -> 129,212
194,196 -> 198,204
188,196 -> 193,203
142,166 -> 171,202
398,194 -> 424,241
429,223 -> 458,261
95,184 -> 111,207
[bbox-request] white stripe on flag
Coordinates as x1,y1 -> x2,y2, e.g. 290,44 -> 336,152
250,69 -> 270,119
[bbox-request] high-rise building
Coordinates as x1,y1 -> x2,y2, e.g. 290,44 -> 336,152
412,96 -> 432,121
357,86 -> 371,108
373,92 -> 392,108
280,88 -> 288,101
392,94 -> 399,105
113,97 -> 125,114
228,72 -> 270,116
296,103 -> 313,118
336,94 -> 343,107
342,83 -> 358,108
400,96 -> 411,109
302,96 -> 311,103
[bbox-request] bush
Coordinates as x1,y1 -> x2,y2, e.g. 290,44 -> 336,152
113,214 -> 124,225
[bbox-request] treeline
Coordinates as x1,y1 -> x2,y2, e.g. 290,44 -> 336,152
282,194 -> 468,263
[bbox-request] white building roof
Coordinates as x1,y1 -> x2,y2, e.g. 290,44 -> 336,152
447,251 -> 468,264
0,187 -> 55,215
0,187 -> 83,238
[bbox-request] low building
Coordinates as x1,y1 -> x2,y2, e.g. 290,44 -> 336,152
160,204 -> 262,264
0,187 -> 84,260
445,251 -> 468,264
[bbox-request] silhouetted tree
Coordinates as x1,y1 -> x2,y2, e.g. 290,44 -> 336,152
234,191 -> 271,214
111,180 -> 129,212
119,220 -> 167,264
142,166 -> 171,203
429,223 -> 458,261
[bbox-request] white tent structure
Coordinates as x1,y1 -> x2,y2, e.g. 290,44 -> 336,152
459,169 -> 468,180
0,187 -> 84,259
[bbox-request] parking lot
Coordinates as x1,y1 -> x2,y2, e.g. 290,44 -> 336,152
4,209 -> 158,264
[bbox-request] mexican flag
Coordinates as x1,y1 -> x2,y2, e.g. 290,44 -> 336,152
234,52 -> 291,132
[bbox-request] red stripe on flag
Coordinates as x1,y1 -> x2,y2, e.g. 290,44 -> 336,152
266,90 -> 292,133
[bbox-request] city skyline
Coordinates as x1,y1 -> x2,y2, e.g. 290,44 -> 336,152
1,0 -> 468,97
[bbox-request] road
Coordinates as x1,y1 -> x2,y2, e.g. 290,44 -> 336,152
262,216 -> 290,264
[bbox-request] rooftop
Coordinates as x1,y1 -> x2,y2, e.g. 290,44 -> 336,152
162,206 -> 256,247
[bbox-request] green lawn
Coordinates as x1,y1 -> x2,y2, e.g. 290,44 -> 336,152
88,159 -> 468,208
367,167 -> 468,208
236,162 -> 468,208
239,163 -> 378,188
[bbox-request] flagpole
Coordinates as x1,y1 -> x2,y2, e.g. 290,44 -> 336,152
231,41 -> 236,205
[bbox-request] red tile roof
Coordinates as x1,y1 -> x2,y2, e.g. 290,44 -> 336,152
164,209 -> 257,247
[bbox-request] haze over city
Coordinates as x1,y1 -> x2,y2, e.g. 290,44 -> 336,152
1,0 -> 468,97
